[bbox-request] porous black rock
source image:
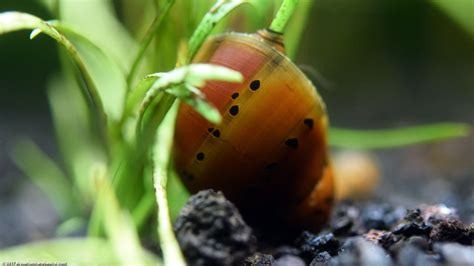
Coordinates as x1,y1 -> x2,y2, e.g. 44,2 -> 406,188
309,251 -> 331,265
360,203 -> 405,230
429,218 -> 472,245
174,189 -> 256,266
296,231 -> 340,259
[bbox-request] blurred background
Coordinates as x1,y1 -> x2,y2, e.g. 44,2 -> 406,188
0,0 -> 472,248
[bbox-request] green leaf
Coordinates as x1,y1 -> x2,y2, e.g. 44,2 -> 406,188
187,0 -> 249,63
168,166 -> 190,222
153,104 -> 186,266
135,64 -> 243,144
0,238 -> 161,266
0,11 -> 108,147
47,74 -> 107,204
52,22 -> 128,122
10,139 -> 81,219
329,123 -> 471,149
432,0 -> 474,39
127,0 -> 176,88
93,171 -> 150,266
58,0 -> 137,72
285,0 -> 314,59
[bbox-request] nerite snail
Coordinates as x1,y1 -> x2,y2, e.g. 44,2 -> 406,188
174,2 -> 334,233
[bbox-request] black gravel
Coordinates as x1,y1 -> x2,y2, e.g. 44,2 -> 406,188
175,191 -> 473,266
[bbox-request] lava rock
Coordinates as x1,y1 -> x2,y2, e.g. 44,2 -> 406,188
274,255 -> 305,266
364,229 -> 400,249
360,203 -> 405,230
330,237 -> 394,266
434,242 -> 474,265
392,209 -> 432,237
429,218 -> 472,245
330,203 -> 360,236
296,231 -> 340,258
309,251 -> 331,265
244,253 -> 274,266
174,190 -> 256,266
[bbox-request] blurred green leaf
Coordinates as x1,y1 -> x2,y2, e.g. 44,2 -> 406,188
58,0 -> 137,72
0,11 -> 108,146
47,74 -> 107,204
285,0 -> 314,59
432,0 -> 474,39
0,238 -> 161,265
10,139 -> 81,218
93,171 -> 149,266
187,0 -> 249,63
330,123 -> 471,149
127,0 -> 176,88
52,22 -> 128,122
168,166 -> 190,222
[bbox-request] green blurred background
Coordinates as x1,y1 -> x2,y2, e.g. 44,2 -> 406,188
0,0 -> 472,248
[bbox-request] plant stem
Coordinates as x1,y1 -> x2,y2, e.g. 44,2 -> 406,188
269,0 -> 299,33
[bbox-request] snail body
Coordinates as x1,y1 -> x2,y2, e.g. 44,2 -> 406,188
174,30 -> 334,232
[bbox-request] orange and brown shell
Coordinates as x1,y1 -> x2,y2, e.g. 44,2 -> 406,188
174,30 -> 334,232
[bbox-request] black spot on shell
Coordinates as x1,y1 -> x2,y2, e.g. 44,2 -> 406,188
285,138 -> 298,149
229,105 -> 239,116
231,92 -> 239,99
196,152 -> 205,161
249,80 -> 260,91
304,118 -> 314,129
208,128 -> 214,133
212,129 -> 221,138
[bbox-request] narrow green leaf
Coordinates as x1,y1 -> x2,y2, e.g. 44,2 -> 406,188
0,12 -> 108,147
187,0 -> 249,63
127,0 -> 176,88
269,0 -> 299,33
0,238 -> 161,265
168,166 -> 190,222
135,64 -> 243,144
330,123 -> 471,149
94,171 -> 149,266
52,22 -> 128,122
10,139 -> 80,218
182,85 -> 222,124
432,0 -> 474,39
58,0 -> 137,72
153,103 -> 186,266
285,0 -> 314,59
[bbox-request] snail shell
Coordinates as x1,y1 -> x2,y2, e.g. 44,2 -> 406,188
174,30 -> 334,232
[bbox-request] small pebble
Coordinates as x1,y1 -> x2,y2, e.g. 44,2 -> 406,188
244,253 -> 274,266
331,237 -> 394,266
434,242 -> 474,265
397,244 -> 438,266
296,231 -> 340,257
274,255 -> 305,266
309,251 -> 331,265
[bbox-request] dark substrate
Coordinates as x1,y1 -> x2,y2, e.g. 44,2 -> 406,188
174,189 -> 474,266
